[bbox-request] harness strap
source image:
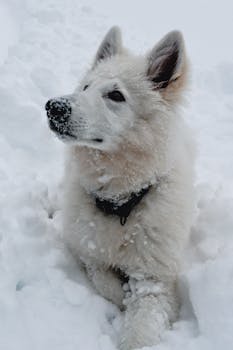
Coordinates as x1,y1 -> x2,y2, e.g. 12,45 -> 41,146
94,185 -> 152,225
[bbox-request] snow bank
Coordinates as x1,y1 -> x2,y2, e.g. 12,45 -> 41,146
0,0 -> 233,349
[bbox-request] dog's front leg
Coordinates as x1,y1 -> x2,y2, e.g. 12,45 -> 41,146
120,279 -> 178,350
87,267 -> 125,309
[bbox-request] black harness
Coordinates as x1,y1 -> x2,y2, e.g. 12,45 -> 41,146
94,185 -> 152,226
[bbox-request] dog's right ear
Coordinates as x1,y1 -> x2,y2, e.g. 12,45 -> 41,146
146,31 -> 187,91
93,26 -> 122,67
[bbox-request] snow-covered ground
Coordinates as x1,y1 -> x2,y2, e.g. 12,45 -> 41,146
0,1 -> 233,349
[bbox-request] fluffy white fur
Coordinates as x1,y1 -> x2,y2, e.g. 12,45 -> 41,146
49,27 -> 195,349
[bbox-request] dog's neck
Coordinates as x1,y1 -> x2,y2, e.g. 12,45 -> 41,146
69,144 -> 168,224
72,142 -> 161,200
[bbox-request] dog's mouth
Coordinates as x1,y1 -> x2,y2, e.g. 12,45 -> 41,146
48,118 -> 104,145
50,126 -> 104,145
92,138 -> 103,143
76,137 -> 104,146
56,132 -> 77,141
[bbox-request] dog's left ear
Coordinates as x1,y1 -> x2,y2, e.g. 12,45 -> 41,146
147,31 -> 187,91
93,26 -> 122,67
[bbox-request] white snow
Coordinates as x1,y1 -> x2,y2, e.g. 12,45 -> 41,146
0,0 -> 233,349
0,1 -> 19,65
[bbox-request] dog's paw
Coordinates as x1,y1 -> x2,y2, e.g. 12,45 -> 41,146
123,278 -> 165,305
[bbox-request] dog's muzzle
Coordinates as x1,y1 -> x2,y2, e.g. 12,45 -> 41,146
45,98 -> 72,136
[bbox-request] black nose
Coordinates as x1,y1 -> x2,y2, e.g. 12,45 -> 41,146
45,98 -> 72,124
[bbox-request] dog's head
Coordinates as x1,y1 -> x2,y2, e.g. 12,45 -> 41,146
45,27 -> 188,152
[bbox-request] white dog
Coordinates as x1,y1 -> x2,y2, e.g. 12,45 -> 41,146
45,27 -> 195,349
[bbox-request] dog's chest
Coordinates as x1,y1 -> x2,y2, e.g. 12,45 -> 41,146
64,180 -> 160,274
71,204 -> 150,269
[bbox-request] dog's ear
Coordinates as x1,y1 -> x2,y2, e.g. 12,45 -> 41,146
147,31 -> 187,90
93,26 -> 122,66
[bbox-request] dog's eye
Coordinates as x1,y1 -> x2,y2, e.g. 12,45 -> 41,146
83,85 -> 89,91
107,90 -> 125,102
